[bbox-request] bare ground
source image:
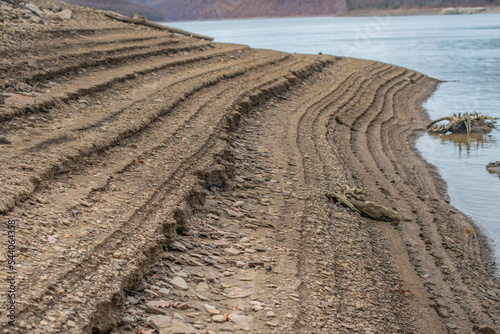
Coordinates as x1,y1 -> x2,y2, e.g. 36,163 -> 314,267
0,1 -> 499,334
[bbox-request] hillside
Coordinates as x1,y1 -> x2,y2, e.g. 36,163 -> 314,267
60,0 -> 163,20
62,0 -> 347,20
60,0 -> 500,20
346,0 -> 499,10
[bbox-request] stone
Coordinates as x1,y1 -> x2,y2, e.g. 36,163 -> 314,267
195,282 -> 209,293
196,293 -> 210,301
252,305 -> 263,311
4,94 -> 35,106
228,312 -> 251,328
225,287 -> 252,298
55,9 -> 73,20
24,4 -> 44,17
158,288 -> 170,297
224,248 -> 240,256
0,135 -> 11,145
170,277 -> 189,290
149,315 -> 172,329
266,311 -> 276,317
486,161 -> 500,174
212,314 -> 226,323
205,304 -> 220,315
233,201 -> 244,208
351,200 -> 400,222
478,326 -> 496,334
167,319 -> 196,334
227,209 -> 243,218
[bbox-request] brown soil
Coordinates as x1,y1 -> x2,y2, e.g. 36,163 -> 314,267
0,1 -> 499,334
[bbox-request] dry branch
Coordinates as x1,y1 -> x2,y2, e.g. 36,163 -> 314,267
427,112 -> 497,134
104,11 -> 214,41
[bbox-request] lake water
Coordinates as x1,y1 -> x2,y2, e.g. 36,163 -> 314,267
165,15 -> 500,271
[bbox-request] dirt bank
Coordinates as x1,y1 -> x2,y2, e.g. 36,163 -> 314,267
0,1 -> 499,333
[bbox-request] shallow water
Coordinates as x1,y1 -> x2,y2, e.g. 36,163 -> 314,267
165,14 -> 500,269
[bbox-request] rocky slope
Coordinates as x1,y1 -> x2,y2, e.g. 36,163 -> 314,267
0,1 -> 499,334
63,0 -> 348,21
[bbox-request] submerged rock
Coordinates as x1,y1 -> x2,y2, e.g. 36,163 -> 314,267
486,161 -> 500,174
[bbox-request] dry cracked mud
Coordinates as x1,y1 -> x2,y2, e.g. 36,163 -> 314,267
0,1 -> 499,334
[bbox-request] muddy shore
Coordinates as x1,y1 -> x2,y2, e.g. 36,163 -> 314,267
0,0 -> 499,333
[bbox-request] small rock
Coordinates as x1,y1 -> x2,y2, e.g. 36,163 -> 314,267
148,315 -> 171,329
27,59 -> 39,69
227,209 -> 243,218
169,319 -> 196,334
55,9 -> 72,20
212,314 -> 226,323
252,305 -> 263,312
228,312 -> 251,327
170,277 -> 189,290
4,94 -> 35,106
233,201 -> 244,208
225,287 -> 252,298
478,325 -> 496,334
170,241 -> 187,252
196,293 -> 210,301
205,304 -> 220,315
0,135 -> 12,145
195,282 -> 209,293
266,311 -> 276,317
266,321 -> 278,327
158,288 -> 170,297
225,248 -> 240,256
24,4 -> 44,17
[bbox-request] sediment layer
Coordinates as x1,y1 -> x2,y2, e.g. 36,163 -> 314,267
0,1 -> 498,333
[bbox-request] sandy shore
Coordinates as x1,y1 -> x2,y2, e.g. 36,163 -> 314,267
0,0 -> 499,333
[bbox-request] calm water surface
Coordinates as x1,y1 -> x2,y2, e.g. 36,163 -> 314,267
165,15 -> 500,270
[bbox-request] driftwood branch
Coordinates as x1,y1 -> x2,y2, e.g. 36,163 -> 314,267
427,112 -> 497,134
104,11 -> 214,41
427,116 -> 451,128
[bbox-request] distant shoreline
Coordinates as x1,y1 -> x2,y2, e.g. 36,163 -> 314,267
337,5 -> 500,17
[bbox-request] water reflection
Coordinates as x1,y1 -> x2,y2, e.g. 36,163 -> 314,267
429,132 -> 496,153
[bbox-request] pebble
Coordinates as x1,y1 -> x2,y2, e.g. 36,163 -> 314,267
195,282 -> 210,293
478,326 -> 496,334
205,304 -> 220,315
212,314 -> 227,323
233,201 -> 244,207
225,287 -> 252,298
4,94 -> 34,106
158,288 -> 170,297
169,319 -> 196,334
0,135 -> 11,145
170,277 -> 189,290
266,311 -> 276,317
224,248 -> 240,256
148,315 -> 172,329
252,305 -> 263,311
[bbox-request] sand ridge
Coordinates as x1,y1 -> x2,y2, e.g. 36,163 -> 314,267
0,0 -> 499,333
